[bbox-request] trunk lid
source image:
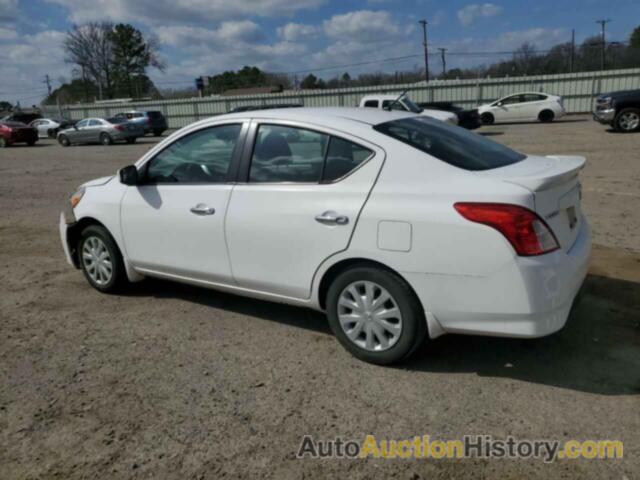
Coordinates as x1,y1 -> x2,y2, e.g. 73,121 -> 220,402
476,155 -> 586,252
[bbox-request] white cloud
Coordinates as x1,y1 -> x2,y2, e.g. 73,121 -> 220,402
0,26 -> 17,39
323,10 -> 406,42
277,22 -> 318,42
157,21 -> 262,46
0,30 -> 67,105
457,3 -> 503,26
45,0 -> 327,25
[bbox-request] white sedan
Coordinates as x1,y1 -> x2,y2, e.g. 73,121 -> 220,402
59,108 -> 590,365
478,92 -> 566,124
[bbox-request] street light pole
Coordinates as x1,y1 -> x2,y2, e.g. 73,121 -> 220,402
438,48 -> 447,77
419,20 -> 429,83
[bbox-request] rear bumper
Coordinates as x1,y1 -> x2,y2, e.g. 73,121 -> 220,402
593,108 -> 615,125
404,218 -> 591,339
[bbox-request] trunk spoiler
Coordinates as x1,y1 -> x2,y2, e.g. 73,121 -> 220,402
502,155 -> 586,192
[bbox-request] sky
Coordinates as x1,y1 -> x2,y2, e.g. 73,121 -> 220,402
1,0 -> 639,106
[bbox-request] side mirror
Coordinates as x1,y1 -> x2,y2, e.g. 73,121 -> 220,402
119,165 -> 139,186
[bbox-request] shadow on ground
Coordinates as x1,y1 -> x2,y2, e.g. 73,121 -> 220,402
125,271 -> 640,396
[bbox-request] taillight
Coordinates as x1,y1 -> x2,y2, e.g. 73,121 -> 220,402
114,125 -> 124,131
454,203 -> 559,256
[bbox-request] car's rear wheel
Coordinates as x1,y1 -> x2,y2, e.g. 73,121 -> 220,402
326,266 -> 427,365
480,112 -> 494,125
78,225 -> 128,293
58,135 -> 70,147
538,109 -> 555,123
100,133 -> 113,145
614,108 -> 640,133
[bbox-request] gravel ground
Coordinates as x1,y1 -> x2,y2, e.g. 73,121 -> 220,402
0,115 -> 638,479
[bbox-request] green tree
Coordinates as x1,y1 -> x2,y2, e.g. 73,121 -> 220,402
630,26 -> 640,48
108,23 -> 164,98
0,100 -> 13,112
300,73 -> 320,89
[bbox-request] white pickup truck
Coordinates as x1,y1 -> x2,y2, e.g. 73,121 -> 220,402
359,94 -> 458,125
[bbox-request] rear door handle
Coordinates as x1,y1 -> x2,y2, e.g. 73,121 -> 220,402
315,211 -> 349,226
190,204 -> 215,216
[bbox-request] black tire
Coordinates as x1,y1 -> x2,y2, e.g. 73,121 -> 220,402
153,130 -> 163,137
125,137 -> 136,144
538,109 -> 555,123
326,265 -> 427,365
77,225 -> 128,293
100,133 -> 113,145
480,112 -> 494,125
0,137 -> 8,148
58,135 -> 70,147
614,108 -> 640,133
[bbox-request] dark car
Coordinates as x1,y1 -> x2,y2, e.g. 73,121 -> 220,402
228,103 -> 303,113
417,102 -> 482,130
0,121 -> 38,147
1,111 -> 42,125
114,110 -> 168,136
593,89 -> 640,133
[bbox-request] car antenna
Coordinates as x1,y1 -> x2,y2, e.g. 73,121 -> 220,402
385,88 -> 410,111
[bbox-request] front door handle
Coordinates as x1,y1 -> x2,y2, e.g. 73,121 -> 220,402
315,211 -> 349,226
190,203 -> 215,216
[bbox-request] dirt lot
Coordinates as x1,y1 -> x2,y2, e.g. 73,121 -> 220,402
1,115 -> 638,479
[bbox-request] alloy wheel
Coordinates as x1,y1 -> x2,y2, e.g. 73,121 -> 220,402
337,281 -> 403,352
619,112 -> 640,131
82,236 -> 113,286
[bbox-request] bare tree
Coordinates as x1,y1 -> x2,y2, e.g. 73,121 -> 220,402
63,23 -> 114,100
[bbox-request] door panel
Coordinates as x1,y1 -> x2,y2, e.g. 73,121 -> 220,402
120,123 -> 246,282
225,126 -> 383,299
121,185 -> 234,282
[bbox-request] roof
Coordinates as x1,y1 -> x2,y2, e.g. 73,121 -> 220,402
218,107 -> 416,126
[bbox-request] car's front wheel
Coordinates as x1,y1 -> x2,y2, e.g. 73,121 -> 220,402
614,108 -> 640,133
78,225 -> 128,293
326,266 -> 427,365
58,135 -> 70,147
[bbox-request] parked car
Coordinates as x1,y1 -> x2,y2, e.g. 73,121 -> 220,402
359,95 -> 459,125
477,92 -> 566,124
0,121 -> 38,147
114,110 -> 167,136
228,104 -> 303,113
57,117 -> 145,146
593,89 -> 640,133
59,107 -> 590,365
30,118 -> 76,138
1,111 -> 42,125
418,102 -> 481,130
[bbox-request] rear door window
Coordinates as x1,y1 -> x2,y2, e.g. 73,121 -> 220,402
374,116 -> 525,171
363,100 -> 379,108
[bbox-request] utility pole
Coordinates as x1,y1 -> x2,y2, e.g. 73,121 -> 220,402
419,20 -> 429,83
596,19 -> 611,70
569,29 -> 575,73
43,74 -> 52,97
438,48 -> 447,77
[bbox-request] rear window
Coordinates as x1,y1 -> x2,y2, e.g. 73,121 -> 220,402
373,117 -> 525,171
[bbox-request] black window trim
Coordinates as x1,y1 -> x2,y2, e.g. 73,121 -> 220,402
236,120 -> 376,185
136,121 -> 249,186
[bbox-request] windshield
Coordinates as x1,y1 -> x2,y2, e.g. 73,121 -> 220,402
373,116 -> 526,171
400,97 -> 423,113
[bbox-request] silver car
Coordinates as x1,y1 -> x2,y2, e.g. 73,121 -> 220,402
57,117 -> 145,146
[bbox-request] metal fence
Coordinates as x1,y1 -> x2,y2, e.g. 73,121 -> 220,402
44,68 -> 640,129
